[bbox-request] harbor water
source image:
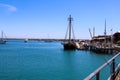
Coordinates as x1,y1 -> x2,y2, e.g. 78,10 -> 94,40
0,40 -> 120,80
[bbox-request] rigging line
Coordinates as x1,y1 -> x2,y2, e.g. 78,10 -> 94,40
70,17 -> 75,40
71,22 -> 75,40
3,31 -> 7,39
65,25 -> 69,40
1,31 -> 6,38
1,30 -> 3,38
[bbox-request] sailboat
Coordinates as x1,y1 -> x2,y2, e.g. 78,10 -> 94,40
0,31 -> 6,44
24,38 -> 28,43
62,15 -> 77,50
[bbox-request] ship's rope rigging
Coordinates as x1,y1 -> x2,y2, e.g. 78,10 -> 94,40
64,15 -> 75,41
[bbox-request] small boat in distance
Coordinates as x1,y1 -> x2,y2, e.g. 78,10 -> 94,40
62,15 -> 77,50
24,38 -> 28,43
0,31 -> 6,44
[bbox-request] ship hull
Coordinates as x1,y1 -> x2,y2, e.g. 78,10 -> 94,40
63,42 -> 76,50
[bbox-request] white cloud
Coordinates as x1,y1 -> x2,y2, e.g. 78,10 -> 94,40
0,3 -> 17,12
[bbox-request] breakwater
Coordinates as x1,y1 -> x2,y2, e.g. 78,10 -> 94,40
5,38 -> 82,41
5,38 -> 120,54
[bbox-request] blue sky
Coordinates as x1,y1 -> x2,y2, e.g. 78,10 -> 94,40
0,0 -> 120,39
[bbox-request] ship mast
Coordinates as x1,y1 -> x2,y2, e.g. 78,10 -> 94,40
68,15 -> 73,43
93,27 -> 95,37
1,31 -> 3,40
104,19 -> 106,36
104,19 -> 107,43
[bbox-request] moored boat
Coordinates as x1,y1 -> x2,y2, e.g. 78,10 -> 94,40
24,38 -> 28,43
63,42 -> 76,50
62,15 -> 77,50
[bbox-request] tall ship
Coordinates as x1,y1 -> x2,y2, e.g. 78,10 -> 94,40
62,15 -> 77,50
0,31 -> 6,44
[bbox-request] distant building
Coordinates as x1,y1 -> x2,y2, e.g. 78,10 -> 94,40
113,31 -> 120,44
91,35 -> 111,42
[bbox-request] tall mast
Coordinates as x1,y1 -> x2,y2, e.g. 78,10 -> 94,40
1,31 -> 3,40
104,19 -> 106,36
104,19 -> 107,43
93,27 -> 95,37
2,31 -> 4,40
89,28 -> 93,39
68,15 -> 73,43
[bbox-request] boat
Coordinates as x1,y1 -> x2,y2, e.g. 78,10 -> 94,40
62,15 -> 77,50
24,38 -> 28,43
0,31 -> 6,44
63,41 -> 77,50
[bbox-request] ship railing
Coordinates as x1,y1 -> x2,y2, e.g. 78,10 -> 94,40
84,52 -> 120,80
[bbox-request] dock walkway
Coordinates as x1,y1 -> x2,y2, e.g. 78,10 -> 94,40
115,70 -> 120,80
115,64 -> 120,80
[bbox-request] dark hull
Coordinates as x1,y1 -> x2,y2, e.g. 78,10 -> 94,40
63,43 -> 76,50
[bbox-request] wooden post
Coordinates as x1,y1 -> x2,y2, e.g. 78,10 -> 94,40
96,72 -> 100,80
111,59 -> 115,80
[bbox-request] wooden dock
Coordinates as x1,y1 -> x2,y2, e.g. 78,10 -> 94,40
115,70 -> 120,80
89,45 -> 116,54
115,64 -> 120,80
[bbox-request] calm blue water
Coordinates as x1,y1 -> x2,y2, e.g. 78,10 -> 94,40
0,40 -> 120,80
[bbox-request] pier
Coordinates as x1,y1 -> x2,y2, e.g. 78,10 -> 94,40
84,52 -> 120,80
88,45 -> 116,54
86,33 -> 120,54
4,38 -> 120,54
